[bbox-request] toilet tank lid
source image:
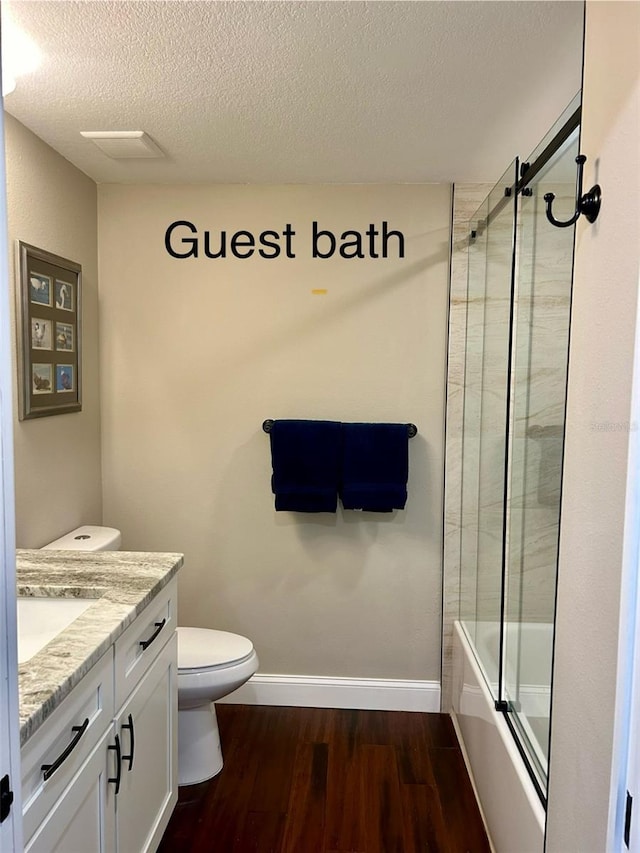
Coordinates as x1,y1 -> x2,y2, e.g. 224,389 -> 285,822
41,525 -> 122,551
177,627 -> 254,669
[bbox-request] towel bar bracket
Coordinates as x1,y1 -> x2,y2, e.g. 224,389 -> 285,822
262,419 -> 417,437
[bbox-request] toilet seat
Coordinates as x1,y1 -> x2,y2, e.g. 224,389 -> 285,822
177,627 -> 255,671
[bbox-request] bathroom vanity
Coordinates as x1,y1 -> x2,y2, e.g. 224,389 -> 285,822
15,549 -> 183,852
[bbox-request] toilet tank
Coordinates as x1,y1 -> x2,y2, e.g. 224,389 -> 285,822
41,525 -> 122,551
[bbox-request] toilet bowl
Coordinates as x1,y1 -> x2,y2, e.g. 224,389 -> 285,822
41,526 -> 259,786
177,627 -> 259,784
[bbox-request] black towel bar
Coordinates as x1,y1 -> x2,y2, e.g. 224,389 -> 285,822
262,419 -> 417,438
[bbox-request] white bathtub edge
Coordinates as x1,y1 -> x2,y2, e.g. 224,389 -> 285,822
452,620 -> 545,853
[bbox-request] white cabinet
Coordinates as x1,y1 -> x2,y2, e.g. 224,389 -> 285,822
24,729 -> 116,853
21,650 -> 115,848
114,582 -> 177,709
114,635 -> 177,853
22,578 -> 178,853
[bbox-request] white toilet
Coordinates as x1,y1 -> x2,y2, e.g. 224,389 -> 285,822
177,627 -> 258,784
41,526 -> 259,786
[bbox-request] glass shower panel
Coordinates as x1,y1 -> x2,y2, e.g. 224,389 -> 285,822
460,162 -> 517,690
503,129 -> 579,786
459,195 -> 488,647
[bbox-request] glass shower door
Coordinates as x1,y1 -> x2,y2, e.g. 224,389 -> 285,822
502,127 -> 579,789
459,193 -> 489,648
460,162 -> 518,690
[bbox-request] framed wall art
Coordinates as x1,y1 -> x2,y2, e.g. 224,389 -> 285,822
17,242 -> 82,419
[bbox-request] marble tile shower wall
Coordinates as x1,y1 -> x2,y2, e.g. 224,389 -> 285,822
442,183 -> 573,710
472,199 -> 514,629
507,183 -> 574,626
442,183 -> 492,710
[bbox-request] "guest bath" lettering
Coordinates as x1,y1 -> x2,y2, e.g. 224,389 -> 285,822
164,220 -> 405,260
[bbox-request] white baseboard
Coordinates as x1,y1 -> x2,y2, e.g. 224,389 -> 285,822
217,673 -> 441,712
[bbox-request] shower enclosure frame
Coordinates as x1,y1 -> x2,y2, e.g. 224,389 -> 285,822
457,99 -> 581,807
499,103 -> 580,804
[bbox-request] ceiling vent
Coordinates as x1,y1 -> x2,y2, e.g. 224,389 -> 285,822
80,131 -> 164,159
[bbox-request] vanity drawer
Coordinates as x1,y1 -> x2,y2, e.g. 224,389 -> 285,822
21,648 -> 115,844
114,578 -> 177,708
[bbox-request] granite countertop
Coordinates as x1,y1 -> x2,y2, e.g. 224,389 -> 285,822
16,549 -> 183,746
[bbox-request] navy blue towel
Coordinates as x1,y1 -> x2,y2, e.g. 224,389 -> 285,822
340,423 -> 409,512
270,420 -> 341,512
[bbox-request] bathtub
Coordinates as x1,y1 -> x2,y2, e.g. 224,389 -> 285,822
472,620 -> 553,775
452,620 -> 546,852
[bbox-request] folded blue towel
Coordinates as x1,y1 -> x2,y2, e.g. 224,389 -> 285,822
340,423 -> 409,512
270,420 -> 341,512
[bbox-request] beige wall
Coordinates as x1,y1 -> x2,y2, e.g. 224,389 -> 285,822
4,115 -> 102,548
546,2 -> 640,850
98,184 -> 450,680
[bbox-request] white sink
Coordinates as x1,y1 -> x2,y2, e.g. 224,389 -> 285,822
17,597 -> 95,663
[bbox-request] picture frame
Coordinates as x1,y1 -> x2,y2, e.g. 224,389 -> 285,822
17,242 -> 82,419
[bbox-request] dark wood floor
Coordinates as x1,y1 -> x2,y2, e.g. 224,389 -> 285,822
158,704 -> 491,853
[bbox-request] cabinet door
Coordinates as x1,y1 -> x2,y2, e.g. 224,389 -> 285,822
25,729 -> 116,853
22,649 -> 115,842
114,579 -> 177,708
115,632 -> 177,853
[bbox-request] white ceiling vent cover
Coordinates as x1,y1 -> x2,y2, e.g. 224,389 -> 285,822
80,131 -> 164,159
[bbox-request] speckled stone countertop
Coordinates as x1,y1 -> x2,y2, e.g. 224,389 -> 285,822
16,549 -> 183,746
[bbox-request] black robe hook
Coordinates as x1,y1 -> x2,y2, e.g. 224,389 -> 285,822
543,154 -> 602,229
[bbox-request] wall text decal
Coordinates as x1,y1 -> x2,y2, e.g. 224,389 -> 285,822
164,221 -> 405,260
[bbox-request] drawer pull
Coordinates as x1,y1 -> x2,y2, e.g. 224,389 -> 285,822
41,717 -> 89,781
139,618 -> 166,651
122,713 -> 135,771
108,734 -> 122,795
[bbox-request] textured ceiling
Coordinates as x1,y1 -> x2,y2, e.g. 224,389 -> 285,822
2,1 -> 584,184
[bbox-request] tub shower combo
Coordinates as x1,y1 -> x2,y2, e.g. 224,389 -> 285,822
451,97 -> 600,849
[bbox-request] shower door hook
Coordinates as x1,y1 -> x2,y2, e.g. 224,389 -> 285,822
543,154 -> 602,228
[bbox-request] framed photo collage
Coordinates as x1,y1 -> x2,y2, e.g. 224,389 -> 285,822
18,242 -> 82,419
